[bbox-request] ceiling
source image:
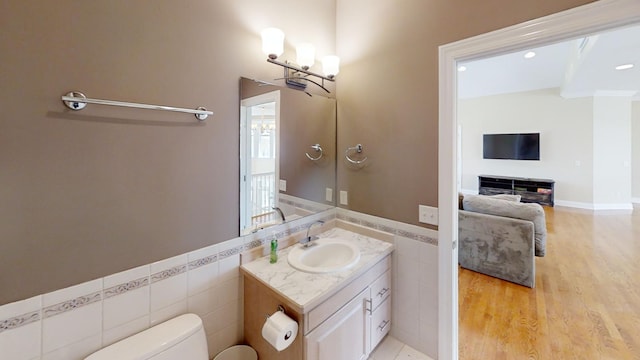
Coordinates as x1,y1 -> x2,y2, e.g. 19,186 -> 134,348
458,24 -> 640,100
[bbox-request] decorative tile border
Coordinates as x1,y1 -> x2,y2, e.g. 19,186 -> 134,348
0,311 -> 40,334
151,265 -> 187,284
43,291 -> 102,319
104,277 -> 149,299
337,211 -> 438,246
244,239 -> 263,251
279,197 -> 331,213
188,254 -> 218,271
240,213 -> 337,257
218,246 -> 244,260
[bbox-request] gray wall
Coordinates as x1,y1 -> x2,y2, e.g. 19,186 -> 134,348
334,0 -> 595,227
0,0 -> 596,305
0,0 -> 337,305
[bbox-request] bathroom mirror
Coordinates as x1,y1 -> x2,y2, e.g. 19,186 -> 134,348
240,77 -> 336,235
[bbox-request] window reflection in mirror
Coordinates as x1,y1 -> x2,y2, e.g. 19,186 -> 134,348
239,78 -> 336,235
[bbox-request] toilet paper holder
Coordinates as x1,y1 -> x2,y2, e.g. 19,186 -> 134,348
262,304 -> 298,349
265,305 -> 286,320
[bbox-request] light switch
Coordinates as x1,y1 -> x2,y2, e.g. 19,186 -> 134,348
279,179 -> 287,192
326,188 -> 333,202
419,205 -> 438,225
340,191 -> 348,205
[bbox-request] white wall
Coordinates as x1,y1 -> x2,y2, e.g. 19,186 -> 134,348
459,88 -> 594,204
633,101 -> 640,202
592,96 -> 633,207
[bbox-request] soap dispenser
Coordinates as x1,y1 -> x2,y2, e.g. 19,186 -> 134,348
270,232 -> 278,264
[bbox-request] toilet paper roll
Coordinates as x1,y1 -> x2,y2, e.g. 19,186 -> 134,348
261,311 -> 298,351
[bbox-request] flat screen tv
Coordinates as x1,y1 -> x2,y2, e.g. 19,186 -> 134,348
483,133 -> 540,160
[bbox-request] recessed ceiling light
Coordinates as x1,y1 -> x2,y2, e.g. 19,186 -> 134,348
524,51 -> 536,59
615,63 -> 634,70
457,65 -> 467,72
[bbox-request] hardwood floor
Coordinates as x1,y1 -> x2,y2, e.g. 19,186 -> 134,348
458,206 -> 640,360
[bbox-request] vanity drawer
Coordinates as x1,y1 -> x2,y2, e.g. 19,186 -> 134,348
370,297 -> 391,349
370,270 -> 391,311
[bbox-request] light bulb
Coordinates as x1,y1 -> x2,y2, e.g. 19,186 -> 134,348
296,43 -> 316,70
261,28 -> 285,60
322,55 -> 340,78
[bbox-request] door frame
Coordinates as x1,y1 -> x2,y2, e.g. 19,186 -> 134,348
437,1 -> 640,359
240,90 -> 281,234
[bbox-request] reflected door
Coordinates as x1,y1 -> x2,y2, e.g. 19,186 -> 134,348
240,91 -> 280,234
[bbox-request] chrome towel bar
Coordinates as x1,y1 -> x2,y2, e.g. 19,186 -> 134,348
61,91 -> 213,121
345,143 -> 368,165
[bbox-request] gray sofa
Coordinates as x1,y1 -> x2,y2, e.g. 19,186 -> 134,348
458,194 -> 547,288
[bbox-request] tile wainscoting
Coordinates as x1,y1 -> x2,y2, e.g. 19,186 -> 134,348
0,208 -> 439,360
336,209 -> 439,359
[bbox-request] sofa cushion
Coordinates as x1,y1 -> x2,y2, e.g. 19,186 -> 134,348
458,193 -> 520,210
488,194 -> 521,202
462,194 -> 546,256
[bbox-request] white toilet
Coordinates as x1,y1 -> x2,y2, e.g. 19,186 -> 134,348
85,313 -> 208,360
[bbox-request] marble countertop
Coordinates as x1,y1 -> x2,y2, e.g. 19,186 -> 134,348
240,227 -> 394,313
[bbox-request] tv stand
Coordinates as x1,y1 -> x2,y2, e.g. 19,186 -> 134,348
478,175 -> 554,207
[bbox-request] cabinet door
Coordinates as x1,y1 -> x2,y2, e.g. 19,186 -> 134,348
305,289 -> 370,360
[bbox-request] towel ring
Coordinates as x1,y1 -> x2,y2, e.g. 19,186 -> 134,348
305,144 -> 324,161
345,144 -> 368,164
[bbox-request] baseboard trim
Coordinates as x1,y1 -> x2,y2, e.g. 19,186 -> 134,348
555,200 -> 634,211
632,197 -> 640,204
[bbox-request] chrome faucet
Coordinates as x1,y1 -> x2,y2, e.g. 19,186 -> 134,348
272,207 -> 286,222
300,220 -> 324,247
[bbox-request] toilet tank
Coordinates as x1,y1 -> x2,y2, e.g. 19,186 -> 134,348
85,313 -> 208,360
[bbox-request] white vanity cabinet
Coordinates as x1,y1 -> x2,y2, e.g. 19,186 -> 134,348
304,257 -> 392,360
241,226 -> 394,360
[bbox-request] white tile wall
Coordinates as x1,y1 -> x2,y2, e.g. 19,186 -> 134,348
0,208 -> 439,360
0,209 -> 337,360
336,208 -> 439,360
0,238 -> 247,360
0,295 -> 41,360
393,233 -> 439,359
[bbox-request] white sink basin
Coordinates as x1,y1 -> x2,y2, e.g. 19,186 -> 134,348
287,238 -> 361,274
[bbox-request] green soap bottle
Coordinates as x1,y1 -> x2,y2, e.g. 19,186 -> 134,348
270,233 -> 278,264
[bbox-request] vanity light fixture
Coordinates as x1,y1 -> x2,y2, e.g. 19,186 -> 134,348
261,27 -> 339,93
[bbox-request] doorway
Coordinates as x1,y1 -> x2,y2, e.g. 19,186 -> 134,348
437,1 -> 640,359
240,90 -> 281,235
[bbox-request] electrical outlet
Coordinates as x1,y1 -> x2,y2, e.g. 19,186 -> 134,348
279,179 -> 287,192
419,205 -> 438,225
326,188 -> 333,202
340,191 -> 348,205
